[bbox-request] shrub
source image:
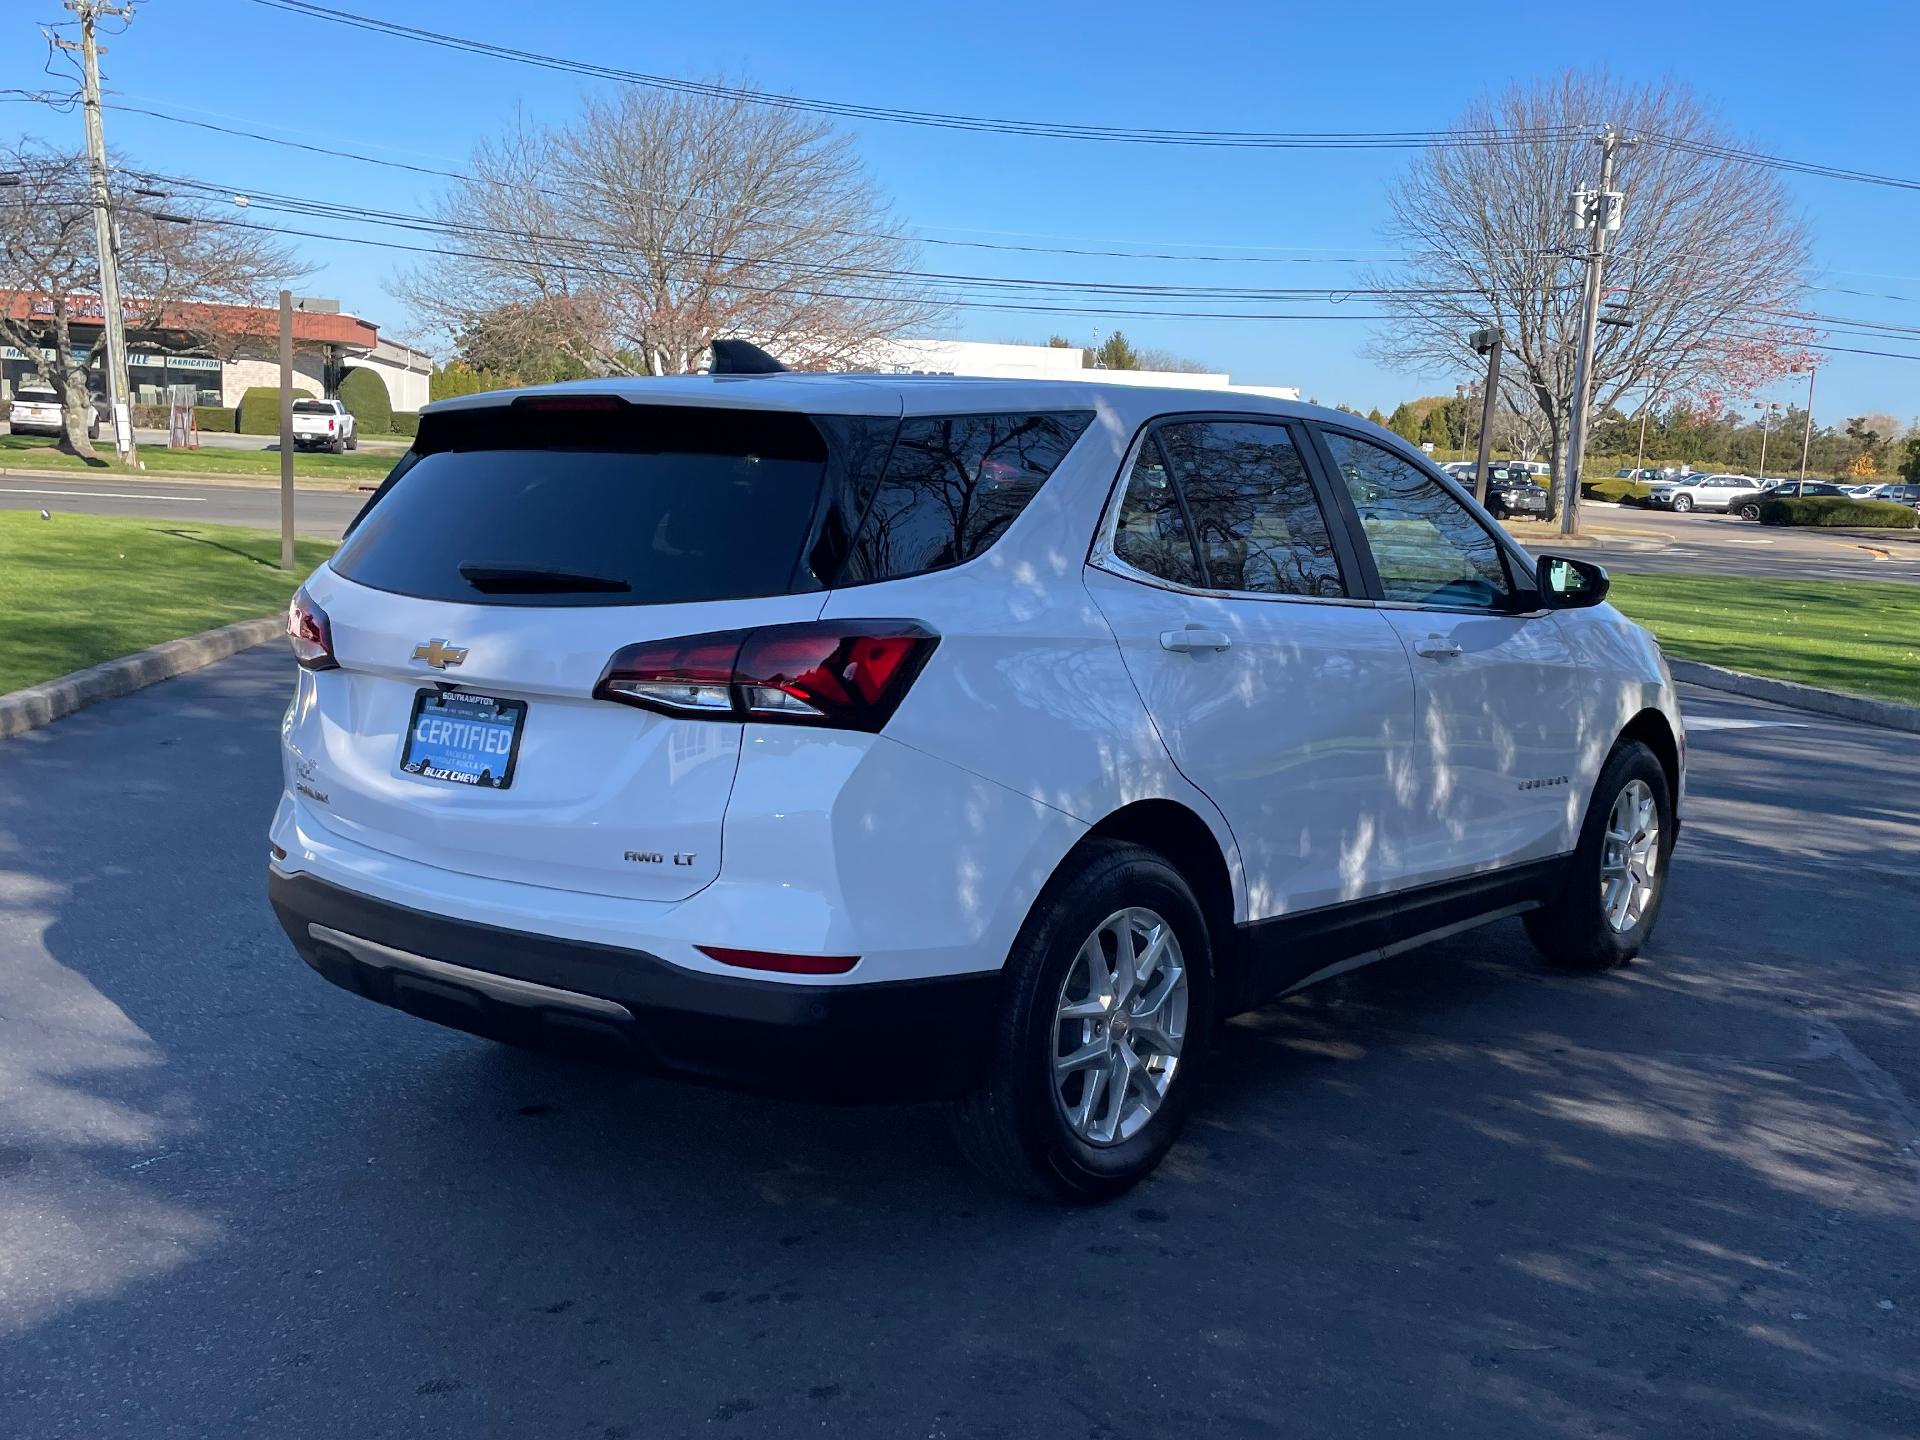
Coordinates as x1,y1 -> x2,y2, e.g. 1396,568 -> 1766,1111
131,403 -> 169,429
236,384 -> 317,435
194,405 -> 237,434
1582,480 -> 1652,505
1757,496 -> 1918,529
337,365 -> 392,435
388,411 -> 419,438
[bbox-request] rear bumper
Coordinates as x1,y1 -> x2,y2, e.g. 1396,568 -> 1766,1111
269,868 -> 999,1101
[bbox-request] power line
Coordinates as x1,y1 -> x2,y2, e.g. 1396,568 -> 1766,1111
244,0 -> 1586,151
1645,131 -> 1920,195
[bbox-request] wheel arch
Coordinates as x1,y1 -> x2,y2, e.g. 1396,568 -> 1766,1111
1618,708 -> 1680,802
1072,798 -> 1240,981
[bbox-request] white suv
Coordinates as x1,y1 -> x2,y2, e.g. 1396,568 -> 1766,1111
270,374 -> 1685,1200
1648,473 -> 1762,512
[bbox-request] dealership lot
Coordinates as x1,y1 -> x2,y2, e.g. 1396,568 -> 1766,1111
1,646 -> 1914,1439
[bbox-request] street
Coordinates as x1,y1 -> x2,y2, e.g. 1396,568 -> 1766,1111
1,645 -> 1914,1438
1537,505 -> 1920,584
0,472 -> 368,536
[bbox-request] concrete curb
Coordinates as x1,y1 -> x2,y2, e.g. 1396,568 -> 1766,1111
1669,659 -> 1920,734
0,615 -> 283,740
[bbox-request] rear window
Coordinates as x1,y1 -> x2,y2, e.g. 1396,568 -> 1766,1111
293,399 -> 336,415
333,406 -> 835,607
14,388 -> 57,402
334,403 -> 1092,606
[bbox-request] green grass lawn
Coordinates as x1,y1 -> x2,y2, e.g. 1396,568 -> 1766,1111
0,512 -> 334,693
1608,574 -> 1920,706
0,433 -> 394,484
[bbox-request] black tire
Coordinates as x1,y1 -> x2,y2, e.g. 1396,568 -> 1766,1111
1524,740 -> 1674,971
346,431 -> 358,451
331,435 -> 346,455
1671,494 -> 1694,512
950,840 -> 1214,1203
1737,502 -> 1761,520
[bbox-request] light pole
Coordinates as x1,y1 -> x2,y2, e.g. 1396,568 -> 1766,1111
1469,327 -> 1504,507
1755,401 -> 1781,481
1794,366 -> 1817,478
1455,382 -> 1471,460
1634,392 -> 1656,476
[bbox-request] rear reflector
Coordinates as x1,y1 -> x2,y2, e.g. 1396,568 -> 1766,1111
697,945 -> 859,976
287,586 -> 338,670
595,620 -> 938,732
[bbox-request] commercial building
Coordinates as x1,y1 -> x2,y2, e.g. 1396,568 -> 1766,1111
0,296 -> 432,414
858,336 -> 1299,400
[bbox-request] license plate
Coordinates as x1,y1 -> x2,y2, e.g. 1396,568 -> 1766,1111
400,689 -> 525,789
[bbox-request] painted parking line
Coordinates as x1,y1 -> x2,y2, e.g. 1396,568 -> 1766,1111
0,486 -> 205,502
1685,716 -> 1810,732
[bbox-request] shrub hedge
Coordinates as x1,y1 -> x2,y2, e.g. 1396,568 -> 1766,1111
1581,480 -> 1652,505
236,384 -> 316,435
388,411 -> 419,438
1757,496 -> 1919,529
337,366 -> 393,436
130,402 -> 239,434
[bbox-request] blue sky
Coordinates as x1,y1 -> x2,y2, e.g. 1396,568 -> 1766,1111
8,0 -> 1917,421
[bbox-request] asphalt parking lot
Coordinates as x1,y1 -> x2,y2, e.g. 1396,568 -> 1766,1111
2,647 -> 1916,1439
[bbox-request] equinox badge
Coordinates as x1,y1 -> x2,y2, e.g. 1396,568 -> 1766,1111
412,639 -> 469,670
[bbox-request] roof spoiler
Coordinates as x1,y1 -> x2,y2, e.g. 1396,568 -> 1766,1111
708,339 -> 788,375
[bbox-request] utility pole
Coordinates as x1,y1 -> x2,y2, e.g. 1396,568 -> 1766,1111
1561,126 -> 1629,536
1797,366 -> 1817,478
1635,399 -> 1652,476
60,1 -> 137,462
279,290 -> 295,569
1469,327 -> 1503,507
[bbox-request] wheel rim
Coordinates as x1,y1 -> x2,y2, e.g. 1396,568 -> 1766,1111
1052,907 -> 1189,1147
1600,779 -> 1661,934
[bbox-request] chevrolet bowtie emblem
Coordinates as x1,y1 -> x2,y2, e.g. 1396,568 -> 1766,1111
412,639 -> 469,669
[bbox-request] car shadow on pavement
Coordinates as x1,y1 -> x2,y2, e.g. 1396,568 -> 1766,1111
2,651 -> 1917,1439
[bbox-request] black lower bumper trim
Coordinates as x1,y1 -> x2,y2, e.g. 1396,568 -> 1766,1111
269,870 -> 997,1101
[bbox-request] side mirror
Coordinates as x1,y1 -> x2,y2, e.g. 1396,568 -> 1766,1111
1535,554 -> 1610,609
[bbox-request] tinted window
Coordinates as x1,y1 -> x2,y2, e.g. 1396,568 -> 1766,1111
1156,421 -> 1344,597
839,411 -> 1092,584
1322,430 -> 1511,609
1112,438 -> 1201,587
292,399 -> 336,415
333,406 -> 833,607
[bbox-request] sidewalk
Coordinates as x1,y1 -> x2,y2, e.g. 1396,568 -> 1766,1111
0,462 -> 373,493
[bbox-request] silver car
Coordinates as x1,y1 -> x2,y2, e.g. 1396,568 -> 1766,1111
1647,473 -> 1763,513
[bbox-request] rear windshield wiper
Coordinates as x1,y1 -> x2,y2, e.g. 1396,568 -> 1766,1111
457,563 -> 632,594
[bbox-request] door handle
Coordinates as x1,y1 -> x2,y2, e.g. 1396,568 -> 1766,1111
1160,628 -> 1233,654
1413,635 -> 1463,659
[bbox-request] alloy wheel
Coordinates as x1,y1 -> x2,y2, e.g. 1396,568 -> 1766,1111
1052,907 -> 1189,1147
1600,779 -> 1661,934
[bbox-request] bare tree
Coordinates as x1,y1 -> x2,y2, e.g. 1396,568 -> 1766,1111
0,137 -> 300,458
393,87 -> 945,378
1366,72 -> 1814,505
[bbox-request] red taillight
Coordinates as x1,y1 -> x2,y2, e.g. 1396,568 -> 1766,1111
697,945 -> 859,976
593,621 -> 938,732
326,418 -> 335,431
287,586 -> 338,670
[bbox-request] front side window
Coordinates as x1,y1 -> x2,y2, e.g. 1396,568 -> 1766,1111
1155,421 -> 1345,597
839,411 -> 1093,584
1321,430 -> 1512,610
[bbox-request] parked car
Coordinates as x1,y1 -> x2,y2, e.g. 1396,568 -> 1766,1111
270,373 -> 1685,1200
7,384 -> 100,440
1869,483 -> 1920,508
1647,473 -> 1763,513
1614,467 -> 1663,483
291,397 -> 358,453
1730,479 -> 1849,519
1486,467 -> 1549,518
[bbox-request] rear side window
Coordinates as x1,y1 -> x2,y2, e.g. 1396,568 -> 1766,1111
837,411 -> 1093,584
1112,440 -> 1202,587
331,406 -> 836,607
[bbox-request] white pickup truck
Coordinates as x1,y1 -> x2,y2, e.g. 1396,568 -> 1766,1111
290,398 -> 358,453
